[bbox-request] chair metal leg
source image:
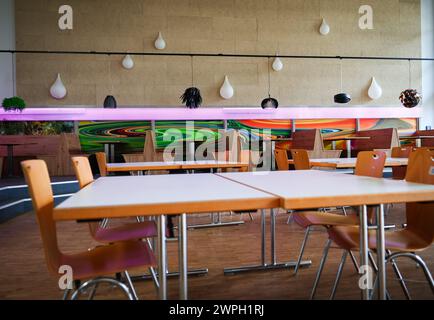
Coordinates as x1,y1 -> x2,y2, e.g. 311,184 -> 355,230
286,211 -> 294,224
387,252 -> 434,295
310,238 -> 332,300
387,250 -> 411,300
71,278 -> 134,300
87,283 -> 98,300
349,251 -> 359,272
368,251 -> 378,273
294,226 -> 311,275
62,289 -> 71,300
124,270 -> 139,300
330,250 -> 348,300
342,206 -> 348,216
248,212 -> 254,221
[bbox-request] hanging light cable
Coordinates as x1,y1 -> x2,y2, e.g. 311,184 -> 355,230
334,58 -> 351,104
103,54 -> 117,108
399,59 -> 421,108
261,57 -> 279,109
180,55 -> 202,109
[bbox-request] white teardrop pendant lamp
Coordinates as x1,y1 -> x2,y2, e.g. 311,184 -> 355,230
319,18 -> 330,35
50,73 -> 67,99
122,54 -> 134,69
220,75 -> 234,100
154,32 -> 166,50
272,55 -> 283,72
368,77 -> 382,100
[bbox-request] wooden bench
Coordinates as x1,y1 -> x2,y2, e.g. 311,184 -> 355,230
351,128 -> 400,157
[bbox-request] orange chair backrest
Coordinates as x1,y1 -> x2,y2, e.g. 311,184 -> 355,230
21,160 -> 61,276
354,151 -> 386,178
391,146 -> 413,158
290,149 -> 310,170
71,156 -> 101,236
404,149 -> 434,244
274,148 -> 289,171
391,146 -> 413,180
71,156 -> 94,188
95,152 -> 107,176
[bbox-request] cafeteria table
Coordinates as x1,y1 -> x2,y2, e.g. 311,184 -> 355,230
53,173 -> 279,300
106,160 -> 249,174
0,142 -> 36,177
216,170 -> 434,300
288,157 -> 408,169
90,140 -> 128,163
106,160 -> 250,229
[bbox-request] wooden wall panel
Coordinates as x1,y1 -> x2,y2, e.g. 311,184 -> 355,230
14,0 -> 422,107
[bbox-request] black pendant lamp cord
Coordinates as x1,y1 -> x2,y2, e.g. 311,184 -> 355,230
267,57 -> 271,98
408,59 -> 412,89
191,55 -> 194,87
340,58 -> 343,92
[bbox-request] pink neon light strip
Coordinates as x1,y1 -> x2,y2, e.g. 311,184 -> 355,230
0,107 -> 422,121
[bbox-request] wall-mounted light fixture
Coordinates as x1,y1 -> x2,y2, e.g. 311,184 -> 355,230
154,32 -> 166,50
50,73 -> 67,99
319,18 -> 330,35
272,55 -> 283,71
122,54 -> 134,69
368,77 -> 382,100
220,75 -> 234,100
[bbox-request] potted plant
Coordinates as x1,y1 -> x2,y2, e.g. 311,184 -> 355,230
1,96 -> 27,134
2,96 -> 26,112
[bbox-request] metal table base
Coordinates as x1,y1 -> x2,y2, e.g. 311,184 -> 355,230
224,209 -> 312,275
189,213 -> 245,229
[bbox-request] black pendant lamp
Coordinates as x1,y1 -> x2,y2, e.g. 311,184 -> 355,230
334,58 -> 351,104
103,95 -> 117,108
261,58 -> 279,109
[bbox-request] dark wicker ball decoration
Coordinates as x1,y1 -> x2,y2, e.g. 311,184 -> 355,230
180,87 -> 202,109
399,89 -> 421,108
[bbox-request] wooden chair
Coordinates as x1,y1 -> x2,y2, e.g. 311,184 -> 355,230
274,149 -> 289,171
95,152 -> 108,176
21,159 -> 156,300
292,151 -> 386,281
290,149 -> 311,170
327,149 -> 434,299
391,146 -> 413,180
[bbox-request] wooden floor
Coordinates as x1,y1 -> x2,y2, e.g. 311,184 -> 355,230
0,204 -> 433,300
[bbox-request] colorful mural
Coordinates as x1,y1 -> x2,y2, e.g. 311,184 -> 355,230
78,118 -> 418,153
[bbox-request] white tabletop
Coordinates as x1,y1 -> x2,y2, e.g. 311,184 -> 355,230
54,174 -> 278,221
106,160 -> 248,172
217,170 -> 434,209
305,157 -> 408,168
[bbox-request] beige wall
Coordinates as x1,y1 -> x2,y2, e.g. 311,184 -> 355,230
15,0 -> 422,107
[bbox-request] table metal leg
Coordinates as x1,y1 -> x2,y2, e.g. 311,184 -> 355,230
359,205 -> 370,300
224,209 -> 311,274
179,213 -> 188,300
157,215 -> 167,300
346,140 -> 351,158
376,204 -> 387,300
189,212 -> 245,229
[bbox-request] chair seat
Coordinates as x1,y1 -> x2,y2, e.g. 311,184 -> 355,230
293,211 -> 359,229
328,225 -> 432,252
93,221 -> 157,243
61,240 -> 156,280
